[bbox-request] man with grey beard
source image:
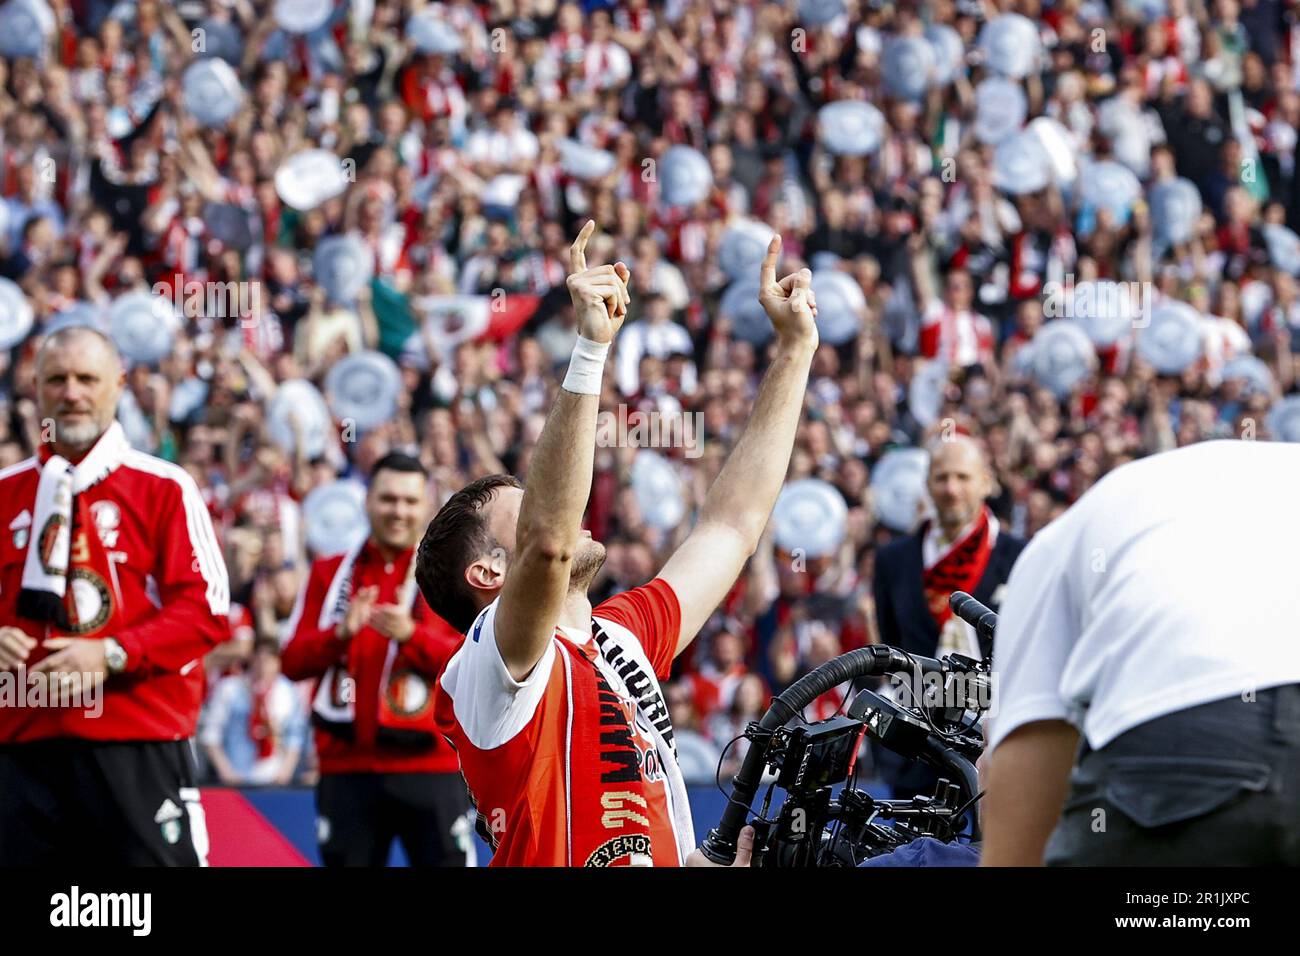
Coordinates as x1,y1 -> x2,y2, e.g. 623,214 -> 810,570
0,326 -> 230,865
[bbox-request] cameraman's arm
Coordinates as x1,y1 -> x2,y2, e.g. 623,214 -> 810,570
978,511 -> 1083,865
979,721 -> 1078,866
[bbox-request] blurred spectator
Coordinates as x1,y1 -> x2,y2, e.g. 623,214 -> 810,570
200,637 -> 309,787
709,673 -> 771,781
874,436 -> 1026,661
665,678 -> 723,785
616,292 -> 694,395
689,622 -> 751,719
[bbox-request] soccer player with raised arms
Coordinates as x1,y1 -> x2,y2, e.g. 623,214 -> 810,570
416,221 -> 817,866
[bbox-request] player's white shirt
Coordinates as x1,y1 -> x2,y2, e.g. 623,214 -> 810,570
988,440 -> 1300,752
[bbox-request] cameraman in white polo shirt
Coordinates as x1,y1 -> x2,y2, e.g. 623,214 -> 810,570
980,439 -> 1300,865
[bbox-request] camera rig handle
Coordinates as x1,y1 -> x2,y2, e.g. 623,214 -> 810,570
701,644 -> 947,865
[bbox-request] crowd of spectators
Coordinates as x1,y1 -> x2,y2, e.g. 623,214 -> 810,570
1,0 -> 1298,785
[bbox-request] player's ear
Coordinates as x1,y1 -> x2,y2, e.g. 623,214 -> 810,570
464,547 -> 508,592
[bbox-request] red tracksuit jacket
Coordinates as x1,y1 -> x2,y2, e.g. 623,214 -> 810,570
281,540 -> 462,775
0,432 -> 231,742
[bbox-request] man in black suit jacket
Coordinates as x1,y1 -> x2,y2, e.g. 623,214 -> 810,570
872,436 -> 1025,797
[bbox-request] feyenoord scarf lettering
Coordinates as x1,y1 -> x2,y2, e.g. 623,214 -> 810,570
564,635 -> 659,866
559,621 -> 693,866
311,541 -> 438,746
18,423 -> 128,636
922,507 -> 996,631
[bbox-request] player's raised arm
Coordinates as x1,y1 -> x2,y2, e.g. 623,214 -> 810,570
659,235 -> 819,656
495,222 -> 630,680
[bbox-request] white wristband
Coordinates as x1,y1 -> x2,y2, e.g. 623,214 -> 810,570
562,336 -> 610,395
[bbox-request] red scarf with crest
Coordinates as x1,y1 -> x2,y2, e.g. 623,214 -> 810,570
922,508 -> 995,630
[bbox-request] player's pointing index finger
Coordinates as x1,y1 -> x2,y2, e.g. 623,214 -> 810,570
570,220 -> 595,274
760,234 -> 781,290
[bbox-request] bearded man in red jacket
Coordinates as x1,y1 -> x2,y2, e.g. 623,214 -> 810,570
282,452 -> 470,867
0,327 -> 231,865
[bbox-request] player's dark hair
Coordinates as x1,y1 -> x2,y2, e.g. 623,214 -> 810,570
416,474 -> 523,633
370,451 -> 428,480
